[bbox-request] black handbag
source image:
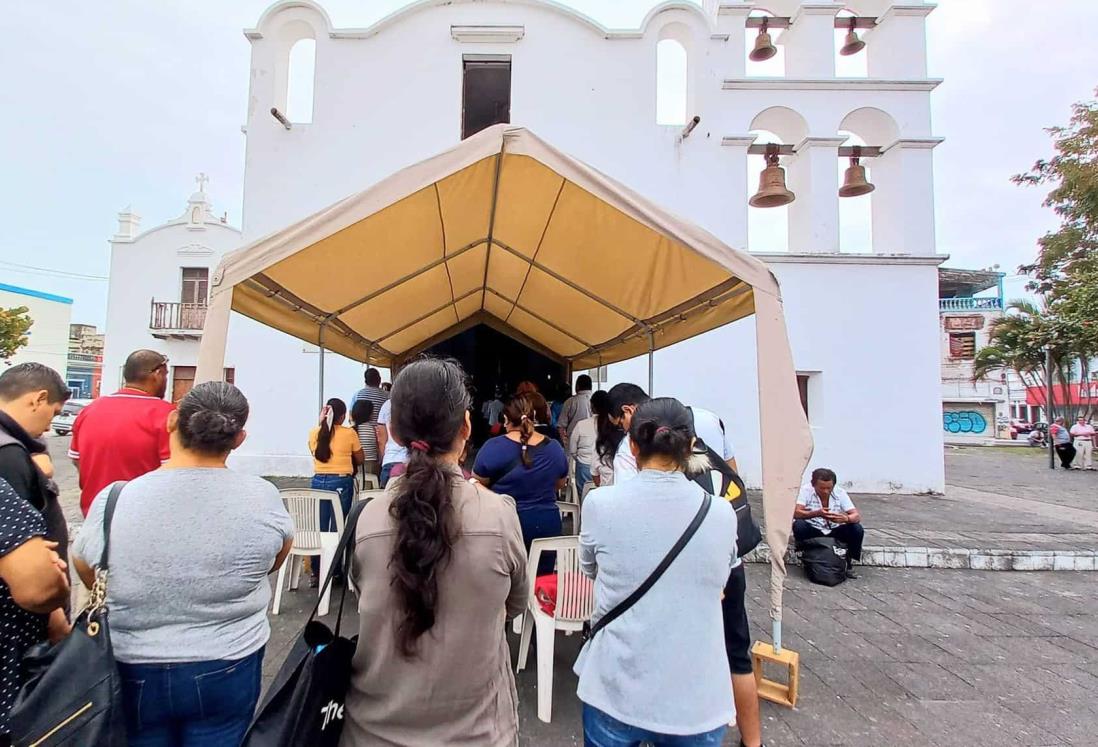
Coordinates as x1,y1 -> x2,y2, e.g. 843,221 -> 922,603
8,481 -> 128,747
243,498 -> 370,747
583,493 -> 712,642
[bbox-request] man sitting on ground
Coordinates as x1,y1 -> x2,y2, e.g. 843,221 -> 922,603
793,468 -> 864,579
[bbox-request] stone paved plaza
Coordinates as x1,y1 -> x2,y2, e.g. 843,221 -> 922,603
267,566 -> 1098,746
47,437 -> 1098,745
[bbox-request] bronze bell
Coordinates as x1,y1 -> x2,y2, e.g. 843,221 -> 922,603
750,153 -> 795,208
749,22 -> 777,62
839,19 -> 865,56
839,157 -> 875,197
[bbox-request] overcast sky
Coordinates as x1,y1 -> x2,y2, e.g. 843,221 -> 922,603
2,0 -> 1096,327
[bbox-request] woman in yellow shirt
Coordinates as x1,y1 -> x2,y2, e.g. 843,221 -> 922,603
308,398 -> 364,540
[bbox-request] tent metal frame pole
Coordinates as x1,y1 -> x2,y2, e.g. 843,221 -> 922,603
318,322 -> 327,412
773,619 -> 782,653
1046,345 -> 1055,470
647,330 -> 654,395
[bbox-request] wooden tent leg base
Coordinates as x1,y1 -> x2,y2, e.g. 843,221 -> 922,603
751,641 -> 799,708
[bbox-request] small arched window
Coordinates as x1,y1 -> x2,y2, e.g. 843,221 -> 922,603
655,39 -> 688,126
286,38 -> 316,123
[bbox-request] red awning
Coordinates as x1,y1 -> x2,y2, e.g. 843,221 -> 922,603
1025,382 -> 1098,407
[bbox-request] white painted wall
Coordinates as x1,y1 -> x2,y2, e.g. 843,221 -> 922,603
603,256 -> 945,493
0,285 -> 73,378
102,191 -> 242,395
125,0 -> 945,491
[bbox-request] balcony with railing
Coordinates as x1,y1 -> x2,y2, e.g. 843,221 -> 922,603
150,301 -> 207,339
939,297 -> 1004,312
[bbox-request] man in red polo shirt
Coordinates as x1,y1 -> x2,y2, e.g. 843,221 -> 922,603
69,350 -> 175,515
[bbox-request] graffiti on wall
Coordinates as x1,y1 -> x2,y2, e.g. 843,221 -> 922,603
943,410 -> 988,434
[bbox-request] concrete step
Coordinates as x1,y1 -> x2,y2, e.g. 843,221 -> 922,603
744,543 -> 1097,571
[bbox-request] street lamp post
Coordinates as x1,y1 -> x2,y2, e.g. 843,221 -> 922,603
1046,345 -> 1055,470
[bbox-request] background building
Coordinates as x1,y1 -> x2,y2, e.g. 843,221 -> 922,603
0,283 -> 73,377
1020,375 -> 1098,424
101,177 -> 241,401
106,0 -> 947,491
938,267 -> 1008,443
66,323 -> 104,399
220,0 -> 946,490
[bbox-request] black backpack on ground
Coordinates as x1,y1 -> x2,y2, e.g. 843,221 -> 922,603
799,536 -> 847,587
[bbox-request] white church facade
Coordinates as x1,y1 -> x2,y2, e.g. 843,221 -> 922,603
102,179 -> 242,402
105,0 -> 946,492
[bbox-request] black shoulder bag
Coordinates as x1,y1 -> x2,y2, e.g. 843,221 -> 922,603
689,444 -> 762,558
244,497 -> 371,747
582,493 -> 711,642
685,407 -> 762,558
9,481 -> 128,747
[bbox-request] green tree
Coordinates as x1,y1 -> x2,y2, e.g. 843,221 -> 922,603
0,306 -> 33,363
974,300 -> 1089,421
1002,88 -> 1098,419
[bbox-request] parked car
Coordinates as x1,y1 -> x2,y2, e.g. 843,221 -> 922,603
1009,419 -> 1034,438
51,399 -> 92,435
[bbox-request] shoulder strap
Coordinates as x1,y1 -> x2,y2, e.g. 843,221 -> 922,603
310,497 -> 372,632
100,481 -> 127,572
584,493 -> 712,641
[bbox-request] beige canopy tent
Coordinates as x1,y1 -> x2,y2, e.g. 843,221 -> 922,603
196,124 -> 813,641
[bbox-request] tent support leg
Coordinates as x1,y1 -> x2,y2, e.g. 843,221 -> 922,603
647,331 -> 654,395
773,618 -> 782,653
318,323 -> 327,411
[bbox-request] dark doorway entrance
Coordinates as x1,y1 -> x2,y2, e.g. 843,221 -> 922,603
422,324 -> 567,443
462,55 -> 511,139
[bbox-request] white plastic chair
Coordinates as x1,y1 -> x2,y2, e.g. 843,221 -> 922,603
555,460 -> 581,534
272,489 -> 344,617
581,480 -> 594,503
360,470 -> 380,491
556,500 -> 580,535
516,536 -> 595,723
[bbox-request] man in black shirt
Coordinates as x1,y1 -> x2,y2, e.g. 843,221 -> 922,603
0,364 -> 72,627
0,364 -> 72,743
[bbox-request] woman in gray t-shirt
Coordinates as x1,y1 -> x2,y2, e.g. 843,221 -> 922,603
74,382 -> 293,746
576,397 -> 737,745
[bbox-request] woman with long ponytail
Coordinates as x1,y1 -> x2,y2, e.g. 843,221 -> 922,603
472,391 -> 568,574
308,397 -> 362,578
341,359 -> 527,746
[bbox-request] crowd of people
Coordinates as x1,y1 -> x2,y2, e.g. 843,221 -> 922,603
0,349 -> 878,747
1050,415 -> 1097,470
0,353 -> 294,746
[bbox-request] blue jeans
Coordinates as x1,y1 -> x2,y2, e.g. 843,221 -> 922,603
519,505 -> 563,576
311,474 -> 354,574
379,462 -> 398,488
583,704 -> 726,747
118,647 -> 264,747
311,474 -> 354,532
575,461 -> 592,497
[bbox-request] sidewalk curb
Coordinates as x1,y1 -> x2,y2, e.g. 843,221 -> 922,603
743,544 -> 1097,571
